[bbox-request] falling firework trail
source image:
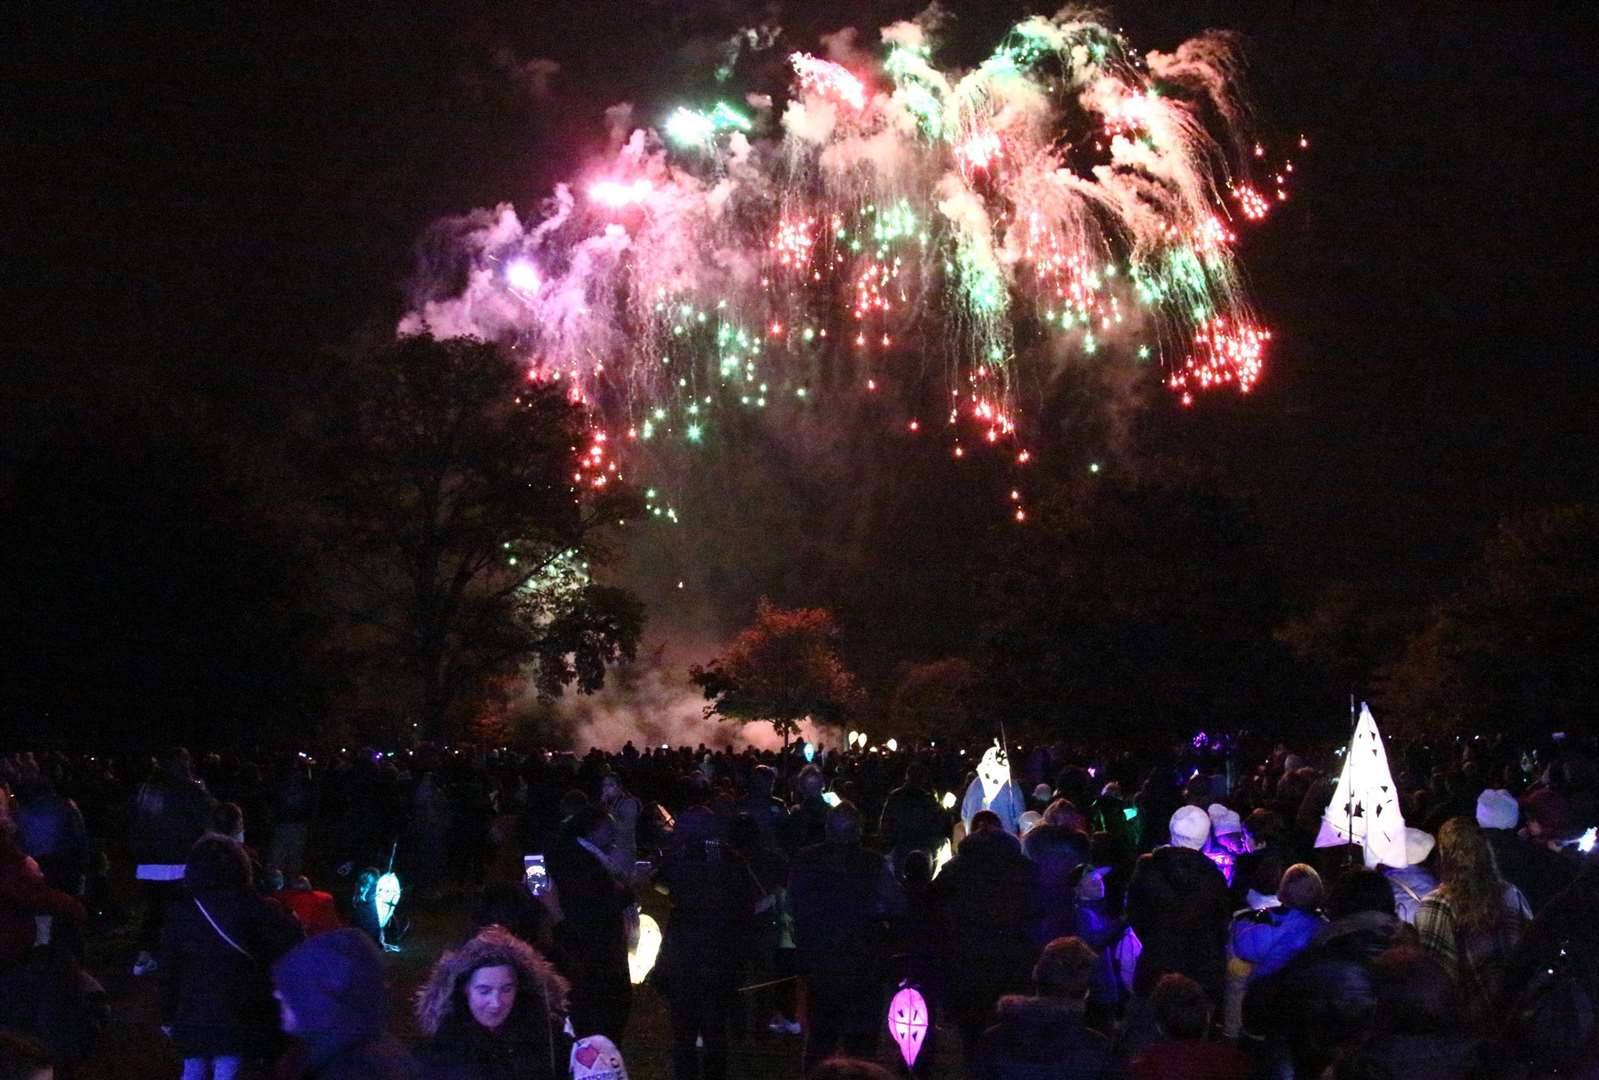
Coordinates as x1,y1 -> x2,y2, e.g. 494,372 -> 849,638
403,9 -> 1301,520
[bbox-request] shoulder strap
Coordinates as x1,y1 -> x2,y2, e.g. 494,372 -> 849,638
194,896 -> 254,961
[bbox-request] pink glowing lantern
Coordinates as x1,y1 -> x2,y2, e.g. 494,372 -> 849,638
886,983 -> 929,1069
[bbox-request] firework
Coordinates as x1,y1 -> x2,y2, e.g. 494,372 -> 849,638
403,9 -> 1298,495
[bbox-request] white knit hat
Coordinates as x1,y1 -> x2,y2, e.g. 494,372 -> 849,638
1208,803 -> 1244,836
1169,805 -> 1212,850
1403,827 -> 1435,867
1476,788 -> 1519,831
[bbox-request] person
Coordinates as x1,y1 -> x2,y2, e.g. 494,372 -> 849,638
1125,806 -> 1231,1004
1334,947 -> 1483,1080
1476,787 -> 1576,913
159,834 -> 303,1080
598,773 -> 642,881
413,925 -> 570,1080
655,808 -> 758,1080
546,806 -> 633,1044
788,801 -> 904,1074
733,765 -> 788,857
0,797 -> 92,1066
1414,817 -> 1531,1022
1382,827 -> 1438,925
0,1033 -> 53,1080
972,936 -> 1113,1080
271,928 -> 420,1080
1023,800 -> 1092,946
783,766 -> 830,855
130,747 -> 215,976
879,763 -> 946,874
1230,863 -> 1324,981
1126,973 -> 1250,1080
930,810 -> 1041,1064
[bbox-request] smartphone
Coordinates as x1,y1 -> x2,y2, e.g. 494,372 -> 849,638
523,854 -> 549,897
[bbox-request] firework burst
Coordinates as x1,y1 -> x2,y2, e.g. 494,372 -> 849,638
403,9 -> 1300,511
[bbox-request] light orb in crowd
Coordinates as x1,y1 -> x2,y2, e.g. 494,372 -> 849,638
941,791 -> 957,810
1018,810 -> 1042,835
629,913 -> 662,985
802,740 -> 816,762
1580,827 -> 1597,855
821,791 -> 842,808
885,738 -> 898,753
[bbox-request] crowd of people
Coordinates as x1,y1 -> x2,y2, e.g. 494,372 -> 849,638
1,729 -> 1597,1079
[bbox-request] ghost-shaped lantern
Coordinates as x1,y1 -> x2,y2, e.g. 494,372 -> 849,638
960,743 -> 1024,834
886,982 -> 929,1069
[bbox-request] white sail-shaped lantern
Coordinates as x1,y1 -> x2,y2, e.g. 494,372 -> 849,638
1315,703 -> 1407,868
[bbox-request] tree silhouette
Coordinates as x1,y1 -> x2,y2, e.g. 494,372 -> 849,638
298,333 -> 643,741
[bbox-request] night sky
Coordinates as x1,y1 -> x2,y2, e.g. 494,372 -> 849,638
8,2 -> 1598,728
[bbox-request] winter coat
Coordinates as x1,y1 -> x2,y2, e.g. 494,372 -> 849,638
1483,827 -> 1577,914
131,770 -> 214,868
272,929 -> 420,1080
1383,866 -> 1437,925
414,926 -> 569,1080
544,839 -> 631,1011
1230,906 -> 1325,980
973,995 -> 1113,1080
656,838 -> 758,989
930,830 -> 1041,1024
1125,845 -> 1231,1000
159,884 -> 304,1058
1023,824 -> 1091,946
787,840 -> 902,977
275,888 -> 342,936
0,841 -> 85,965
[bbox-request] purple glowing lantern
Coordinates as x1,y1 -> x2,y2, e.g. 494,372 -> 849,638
886,983 -> 929,1069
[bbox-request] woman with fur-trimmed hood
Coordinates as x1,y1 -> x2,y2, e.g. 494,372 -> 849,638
413,925 -> 570,1080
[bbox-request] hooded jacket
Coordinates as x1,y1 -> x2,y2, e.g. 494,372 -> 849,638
272,929 -> 419,1080
413,926 -> 569,1080
973,995 -> 1113,1080
1125,844 -> 1231,999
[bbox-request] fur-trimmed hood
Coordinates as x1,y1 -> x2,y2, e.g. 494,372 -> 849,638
414,925 -> 568,1036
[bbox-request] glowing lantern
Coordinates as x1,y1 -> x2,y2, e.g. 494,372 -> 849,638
374,872 -> 402,929
1018,811 -> 1042,835
571,1033 -> 630,1080
941,791 -> 957,810
1315,704 -> 1406,868
802,740 -> 817,763
885,738 -> 899,753
887,983 -> 930,1068
628,913 -> 662,985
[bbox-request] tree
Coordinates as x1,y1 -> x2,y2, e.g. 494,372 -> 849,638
689,598 -> 861,750
1377,504 -> 1599,737
297,333 -> 644,741
888,658 -> 979,745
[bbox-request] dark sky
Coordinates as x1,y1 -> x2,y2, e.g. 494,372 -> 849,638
11,1 -> 1598,610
